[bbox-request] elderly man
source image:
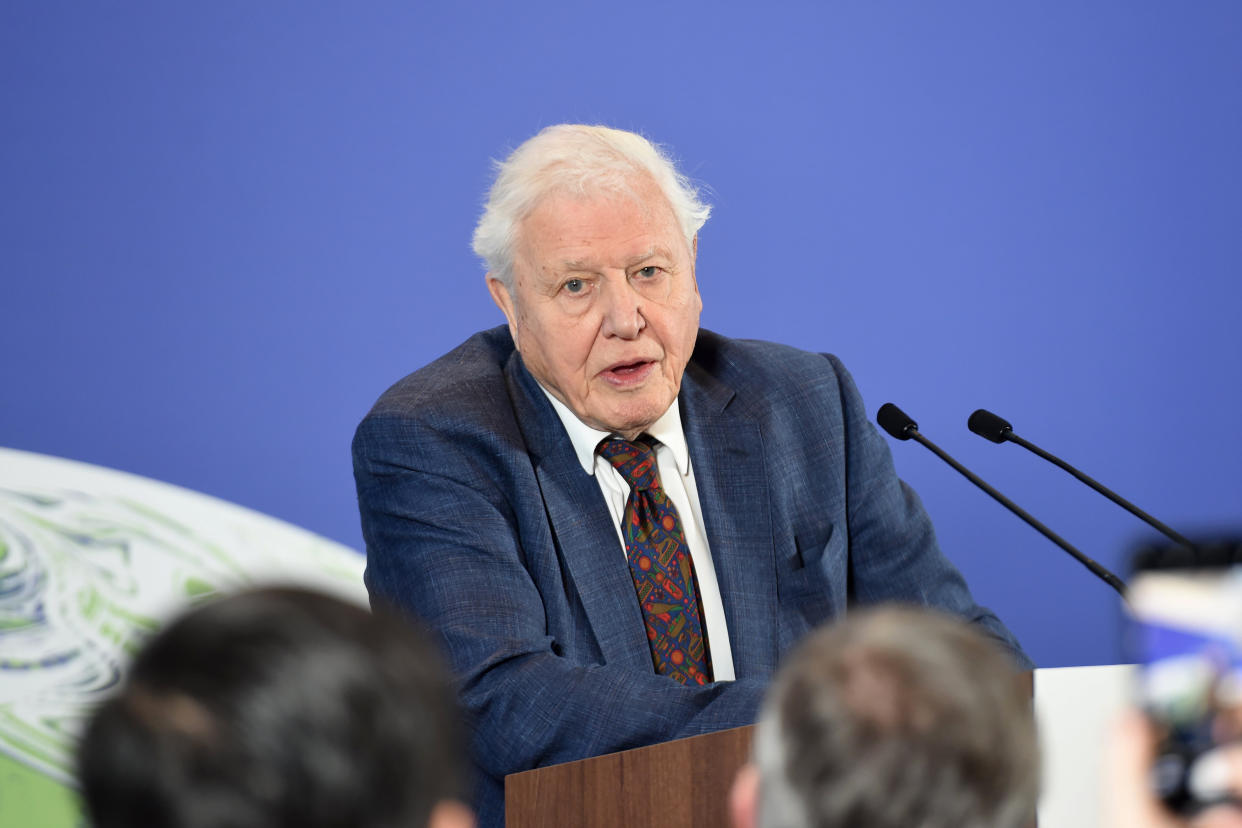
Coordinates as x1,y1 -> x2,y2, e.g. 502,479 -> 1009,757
729,607 -> 1039,828
353,124 -> 1030,825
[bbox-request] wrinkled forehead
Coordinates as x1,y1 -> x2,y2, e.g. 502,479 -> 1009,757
530,168 -> 667,223
526,169 -> 676,230
514,180 -> 683,272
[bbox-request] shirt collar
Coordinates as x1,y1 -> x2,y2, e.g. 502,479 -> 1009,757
538,385 -> 691,477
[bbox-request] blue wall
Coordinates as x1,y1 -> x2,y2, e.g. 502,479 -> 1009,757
4,2 -> 1240,668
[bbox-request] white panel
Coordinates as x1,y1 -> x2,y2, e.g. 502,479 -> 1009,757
1036,664 -> 1134,827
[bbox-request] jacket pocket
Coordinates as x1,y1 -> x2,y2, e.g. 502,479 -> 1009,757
780,523 -> 846,629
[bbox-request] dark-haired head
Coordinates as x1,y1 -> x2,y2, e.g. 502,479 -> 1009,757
77,587 -> 472,828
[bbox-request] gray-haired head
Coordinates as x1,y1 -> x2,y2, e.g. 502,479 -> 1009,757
754,607 -> 1039,828
471,124 -> 711,289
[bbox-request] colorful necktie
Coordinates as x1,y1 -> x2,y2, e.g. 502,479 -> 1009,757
598,437 -> 712,686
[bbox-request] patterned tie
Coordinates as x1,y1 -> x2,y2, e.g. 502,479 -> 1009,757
598,437 -> 712,686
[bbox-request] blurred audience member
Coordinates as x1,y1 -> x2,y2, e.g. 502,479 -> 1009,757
1107,710 -> 1242,828
78,587 -> 473,828
730,606 -> 1038,828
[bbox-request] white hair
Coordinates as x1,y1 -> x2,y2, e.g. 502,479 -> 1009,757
471,124 -> 712,288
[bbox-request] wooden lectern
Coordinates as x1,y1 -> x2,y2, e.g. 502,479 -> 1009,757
506,724 -> 754,828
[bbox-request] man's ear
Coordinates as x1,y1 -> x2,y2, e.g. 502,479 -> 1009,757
728,763 -> 760,828
689,235 -> 701,298
486,275 -> 519,346
426,800 -> 475,828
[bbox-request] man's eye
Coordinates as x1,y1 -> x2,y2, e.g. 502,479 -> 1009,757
637,266 -> 660,279
564,278 -> 584,293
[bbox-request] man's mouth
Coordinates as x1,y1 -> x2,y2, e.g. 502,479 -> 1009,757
601,360 -> 656,385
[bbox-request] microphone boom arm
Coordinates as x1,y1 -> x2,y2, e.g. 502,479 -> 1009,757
908,430 -> 1128,596
1003,431 -> 1195,550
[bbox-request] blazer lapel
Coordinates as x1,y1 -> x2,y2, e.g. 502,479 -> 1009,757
680,362 -> 780,680
504,354 -> 653,672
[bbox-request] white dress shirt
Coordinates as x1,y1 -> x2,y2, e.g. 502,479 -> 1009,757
540,389 -> 737,682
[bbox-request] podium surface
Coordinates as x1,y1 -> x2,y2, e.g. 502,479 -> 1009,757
506,725 -> 752,828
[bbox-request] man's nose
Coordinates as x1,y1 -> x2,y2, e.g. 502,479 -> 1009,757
601,278 -> 645,339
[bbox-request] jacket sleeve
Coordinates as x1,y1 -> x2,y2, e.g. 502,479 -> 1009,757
352,412 -> 766,782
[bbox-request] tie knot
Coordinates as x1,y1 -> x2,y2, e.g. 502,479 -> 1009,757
598,438 -> 660,491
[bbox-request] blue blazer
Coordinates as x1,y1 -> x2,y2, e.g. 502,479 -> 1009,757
353,326 -> 1029,825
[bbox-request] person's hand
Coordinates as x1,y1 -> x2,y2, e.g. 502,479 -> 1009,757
1106,710 -> 1242,828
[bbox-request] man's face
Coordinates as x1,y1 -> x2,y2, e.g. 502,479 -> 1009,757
488,175 -> 702,440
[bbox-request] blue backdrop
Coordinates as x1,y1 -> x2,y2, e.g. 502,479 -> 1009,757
4,2 -> 1239,668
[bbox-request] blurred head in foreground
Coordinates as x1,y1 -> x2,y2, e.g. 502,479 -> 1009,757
732,606 -> 1038,828
77,587 -> 473,828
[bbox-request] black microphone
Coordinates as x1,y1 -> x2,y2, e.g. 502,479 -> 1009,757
877,403 -> 1127,596
967,408 -> 1194,549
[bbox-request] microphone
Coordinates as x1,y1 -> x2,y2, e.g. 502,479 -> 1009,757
967,408 -> 1194,549
877,403 -> 1127,596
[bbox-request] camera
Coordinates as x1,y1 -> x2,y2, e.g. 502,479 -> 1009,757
1126,538 -> 1242,815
